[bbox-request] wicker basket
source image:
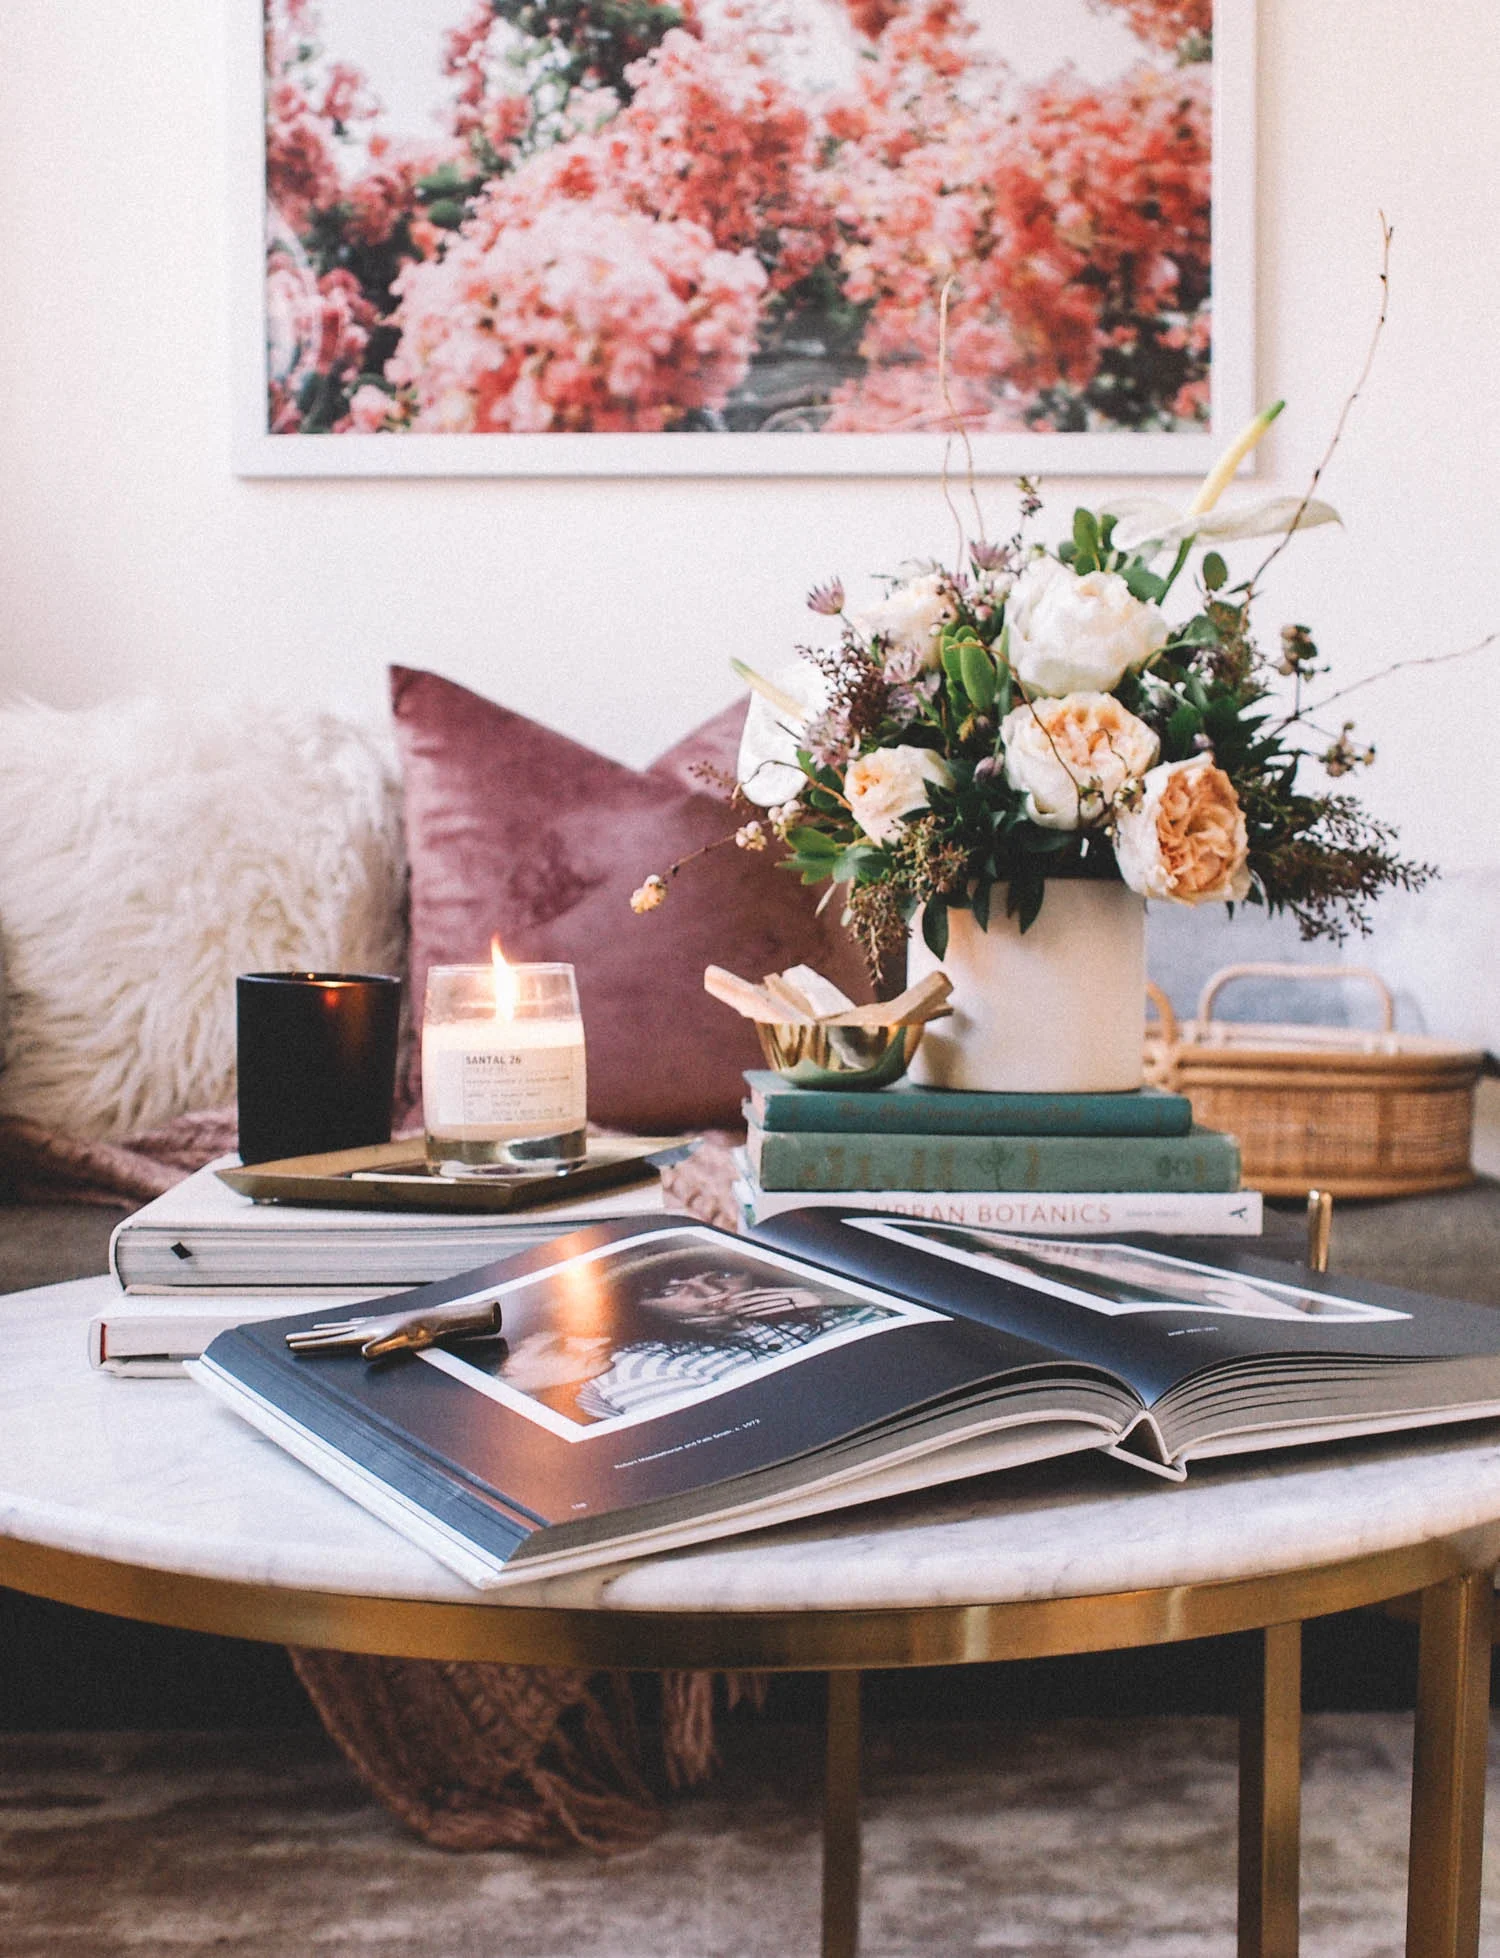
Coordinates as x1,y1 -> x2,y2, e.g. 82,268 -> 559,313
1145,963 -> 1485,1198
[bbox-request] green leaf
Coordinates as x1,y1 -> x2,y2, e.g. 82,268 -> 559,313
1057,540 -> 1078,565
921,901 -> 949,960
941,640 -> 968,701
970,878 -> 992,934
1005,862 -> 1045,932
1172,616 -> 1222,650
1072,508 -> 1100,560
1121,559 -> 1168,604
416,163 -> 465,197
1015,879 -> 1046,933
829,845 -> 881,882
1166,701 -> 1204,751
959,637 -> 997,710
784,826 -> 839,858
1202,550 -> 1228,591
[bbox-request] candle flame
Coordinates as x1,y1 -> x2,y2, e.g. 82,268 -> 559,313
490,934 -> 518,1020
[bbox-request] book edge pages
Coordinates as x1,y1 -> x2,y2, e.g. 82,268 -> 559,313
186,1353 -> 1124,1590
734,1177 -> 1264,1236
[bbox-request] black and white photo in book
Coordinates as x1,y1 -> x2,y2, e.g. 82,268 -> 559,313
411,1229 -> 941,1440
845,1220 -> 1409,1324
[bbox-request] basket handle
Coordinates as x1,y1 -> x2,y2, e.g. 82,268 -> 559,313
1196,962 -> 1395,1031
1145,980 -> 1179,1045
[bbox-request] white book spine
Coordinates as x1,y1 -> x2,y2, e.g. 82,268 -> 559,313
734,1177 -> 1263,1236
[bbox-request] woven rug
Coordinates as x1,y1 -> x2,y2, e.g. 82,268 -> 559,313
3,1714 -> 1498,1956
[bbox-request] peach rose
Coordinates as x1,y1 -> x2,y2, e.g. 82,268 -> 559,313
844,744 -> 953,844
1000,692 -> 1160,830
1114,756 -> 1252,904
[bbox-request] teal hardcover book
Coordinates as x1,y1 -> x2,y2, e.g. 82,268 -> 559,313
743,1073 -> 1194,1139
744,1123 -> 1240,1195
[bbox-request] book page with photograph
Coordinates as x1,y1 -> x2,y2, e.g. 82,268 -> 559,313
751,1208 -> 1500,1410
847,1222 -> 1409,1324
419,1229 -> 943,1442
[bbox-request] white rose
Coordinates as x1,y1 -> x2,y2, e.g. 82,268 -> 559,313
850,571 -> 955,668
1007,555 -> 1169,697
736,661 -> 829,807
844,745 -> 954,845
1114,756 -> 1252,904
1000,693 -> 1160,830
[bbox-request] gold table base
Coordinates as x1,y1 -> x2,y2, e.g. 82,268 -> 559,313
1,1529 -> 1494,1958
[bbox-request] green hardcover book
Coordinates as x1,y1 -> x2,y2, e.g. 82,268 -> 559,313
744,1123 -> 1241,1195
743,1072 -> 1193,1138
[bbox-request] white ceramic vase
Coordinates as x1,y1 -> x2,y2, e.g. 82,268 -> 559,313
907,879 -> 1146,1093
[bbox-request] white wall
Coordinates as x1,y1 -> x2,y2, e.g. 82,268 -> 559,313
1,0 -> 1497,1042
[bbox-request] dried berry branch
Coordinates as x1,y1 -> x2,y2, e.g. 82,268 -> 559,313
1280,632 -> 1498,730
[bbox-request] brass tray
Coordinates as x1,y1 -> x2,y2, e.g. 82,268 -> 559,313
217,1137 -> 694,1214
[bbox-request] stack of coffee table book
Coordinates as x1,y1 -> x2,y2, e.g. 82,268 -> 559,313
734,1072 -> 1261,1237
90,1155 -> 665,1374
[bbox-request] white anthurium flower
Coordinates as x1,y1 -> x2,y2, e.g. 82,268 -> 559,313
1105,491 -> 1342,556
733,659 -> 829,807
1103,400 -> 1339,555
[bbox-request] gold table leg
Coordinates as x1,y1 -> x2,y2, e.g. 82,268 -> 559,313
1239,1620 -> 1302,1958
822,1670 -> 862,1958
1406,1570 -> 1492,1958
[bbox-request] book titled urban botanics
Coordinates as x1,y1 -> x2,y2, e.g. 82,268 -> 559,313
189,1214 -> 1500,1590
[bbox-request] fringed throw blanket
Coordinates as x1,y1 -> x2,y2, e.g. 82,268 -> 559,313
1,1109 -> 745,1852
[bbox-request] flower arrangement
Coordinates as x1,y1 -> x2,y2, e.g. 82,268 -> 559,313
637,402 -> 1438,972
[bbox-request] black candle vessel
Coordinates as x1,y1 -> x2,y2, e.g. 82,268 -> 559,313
236,972 -> 401,1165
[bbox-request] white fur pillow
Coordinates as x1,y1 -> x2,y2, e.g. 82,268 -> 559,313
0,696 -> 407,1139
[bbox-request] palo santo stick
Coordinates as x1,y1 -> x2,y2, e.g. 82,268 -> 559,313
703,966 -> 788,1023
826,972 -> 953,1028
707,962 -> 953,1029
761,972 -> 820,1024
780,964 -> 856,1019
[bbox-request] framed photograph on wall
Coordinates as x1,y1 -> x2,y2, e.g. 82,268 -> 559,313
231,0 -> 1254,478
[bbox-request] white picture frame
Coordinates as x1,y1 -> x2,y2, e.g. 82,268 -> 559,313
231,0 -> 1255,480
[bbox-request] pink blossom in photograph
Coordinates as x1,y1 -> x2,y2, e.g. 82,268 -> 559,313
386,204 -> 766,432
261,0 -> 1220,437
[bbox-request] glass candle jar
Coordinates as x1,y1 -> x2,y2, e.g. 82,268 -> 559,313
236,971 -> 401,1165
421,957 -> 587,1174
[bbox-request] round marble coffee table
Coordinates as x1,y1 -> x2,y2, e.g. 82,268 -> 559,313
2,1276 -> 1497,1958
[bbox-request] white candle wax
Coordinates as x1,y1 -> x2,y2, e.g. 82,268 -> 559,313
422,1013 -> 587,1142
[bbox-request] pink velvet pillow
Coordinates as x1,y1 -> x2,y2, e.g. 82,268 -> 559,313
390,667 -> 870,1131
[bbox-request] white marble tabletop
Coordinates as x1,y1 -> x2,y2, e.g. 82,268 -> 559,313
7,1275 -> 1500,1616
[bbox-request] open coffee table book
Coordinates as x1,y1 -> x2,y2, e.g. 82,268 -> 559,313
188,1208 -> 1500,1591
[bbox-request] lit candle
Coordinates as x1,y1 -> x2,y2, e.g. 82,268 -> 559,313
421,941 -> 587,1173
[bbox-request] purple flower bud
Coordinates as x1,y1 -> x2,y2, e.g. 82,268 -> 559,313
969,540 -> 1012,574
806,579 -> 846,617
